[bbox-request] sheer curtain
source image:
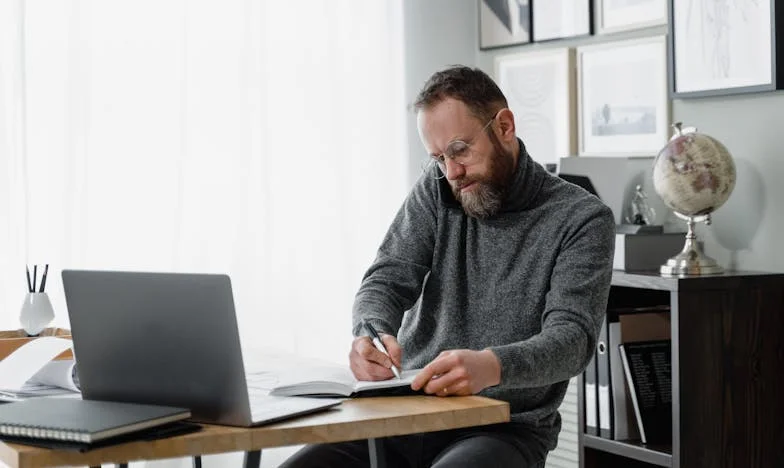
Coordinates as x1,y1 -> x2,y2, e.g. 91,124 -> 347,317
0,1 -> 406,466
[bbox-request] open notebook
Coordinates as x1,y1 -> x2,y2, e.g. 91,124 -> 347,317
0,337 -> 80,401
249,366 -> 421,398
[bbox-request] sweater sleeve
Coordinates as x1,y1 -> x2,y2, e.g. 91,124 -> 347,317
489,202 -> 615,388
351,176 -> 438,337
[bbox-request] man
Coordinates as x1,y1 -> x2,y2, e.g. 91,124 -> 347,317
281,66 -> 614,467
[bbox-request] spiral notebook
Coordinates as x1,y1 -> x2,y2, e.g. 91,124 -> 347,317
0,398 -> 190,444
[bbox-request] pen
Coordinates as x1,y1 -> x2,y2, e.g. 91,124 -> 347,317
363,321 -> 401,379
39,264 -> 49,293
25,266 -> 33,293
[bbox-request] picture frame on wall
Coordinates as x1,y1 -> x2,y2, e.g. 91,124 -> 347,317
597,0 -> 667,34
479,0 -> 532,49
669,0 -> 784,98
495,48 -> 576,167
532,0 -> 592,42
577,36 -> 670,156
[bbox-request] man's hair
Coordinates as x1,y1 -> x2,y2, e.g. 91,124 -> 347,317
413,65 -> 508,122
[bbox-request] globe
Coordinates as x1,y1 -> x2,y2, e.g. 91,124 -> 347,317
651,122 -> 737,276
653,124 -> 736,217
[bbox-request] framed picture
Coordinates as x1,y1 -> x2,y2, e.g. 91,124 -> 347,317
669,0 -> 784,98
577,36 -> 670,156
495,48 -> 576,167
597,0 -> 667,34
479,0 -> 532,49
532,0 -> 592,42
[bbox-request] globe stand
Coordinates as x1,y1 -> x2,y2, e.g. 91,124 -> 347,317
660,212 -> 724,276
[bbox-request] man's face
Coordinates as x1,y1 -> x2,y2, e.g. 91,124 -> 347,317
417,98 -> 515,219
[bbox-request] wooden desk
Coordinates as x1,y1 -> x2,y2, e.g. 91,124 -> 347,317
0,395 -> 510,468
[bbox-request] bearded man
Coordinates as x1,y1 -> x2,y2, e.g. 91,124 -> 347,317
281,66 -> 615,468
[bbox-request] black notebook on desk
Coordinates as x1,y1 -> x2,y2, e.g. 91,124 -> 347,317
0,398 -> 190,444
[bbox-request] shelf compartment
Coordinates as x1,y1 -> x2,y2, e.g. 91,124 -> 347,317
583,434 -> 672,467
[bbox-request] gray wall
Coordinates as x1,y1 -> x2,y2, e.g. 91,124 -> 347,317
403,0 -> 477,184
674,95 -> 784,272
403,2 -> 784,273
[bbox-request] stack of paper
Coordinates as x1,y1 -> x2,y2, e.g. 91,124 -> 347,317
0,337 -> 80,401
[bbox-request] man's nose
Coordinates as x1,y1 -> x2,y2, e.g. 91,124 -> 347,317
444,158 -> 465,180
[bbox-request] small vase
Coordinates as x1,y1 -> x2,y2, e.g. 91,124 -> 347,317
19,292 -> 55,336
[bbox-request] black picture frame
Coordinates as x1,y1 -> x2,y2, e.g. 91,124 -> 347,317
478,0 -> 533,50
532,0 -> 593,43
668,0 -> 784,99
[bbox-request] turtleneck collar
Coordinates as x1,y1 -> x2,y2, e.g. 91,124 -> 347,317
437,138 -> 546,215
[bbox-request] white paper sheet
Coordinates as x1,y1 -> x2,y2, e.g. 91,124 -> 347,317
0,337 -> 74,391
28,359 -> 80,392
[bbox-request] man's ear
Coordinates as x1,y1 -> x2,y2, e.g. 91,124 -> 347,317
495,108 -> 516,142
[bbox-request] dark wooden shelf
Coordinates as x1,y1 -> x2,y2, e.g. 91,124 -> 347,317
583,435 -> 672,467
581,271 -> 784,467
611,269 -> 784,291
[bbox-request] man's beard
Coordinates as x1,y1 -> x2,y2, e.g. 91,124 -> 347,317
451,132 -> 515,219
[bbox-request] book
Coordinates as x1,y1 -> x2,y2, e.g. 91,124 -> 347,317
266,367 -> 421,397
609,309 -> 670,441
0,337 -> 80,401
0,399 -> 190,443
619,340 -> 672,444
0,359 -> 80,401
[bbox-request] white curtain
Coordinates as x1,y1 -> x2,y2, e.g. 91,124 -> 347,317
0,1 -> 406,466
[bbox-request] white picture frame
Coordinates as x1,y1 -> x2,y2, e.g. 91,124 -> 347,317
597,0 -> 667,34
479,0 -> 532,49
532,0 -> 592,42
577,36 -> 670,156
495,48 -> 576,167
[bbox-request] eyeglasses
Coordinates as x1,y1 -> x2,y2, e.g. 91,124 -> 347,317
422,112 -> 499,180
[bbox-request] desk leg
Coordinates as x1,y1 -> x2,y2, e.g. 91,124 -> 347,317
192,455 -> 202,468
244,450 -> 262,468
368,438 -> 386,468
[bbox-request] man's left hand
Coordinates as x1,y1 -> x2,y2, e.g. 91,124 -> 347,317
410,349 -> 501,396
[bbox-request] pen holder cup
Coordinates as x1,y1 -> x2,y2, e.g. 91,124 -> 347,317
19,292 -> 55,336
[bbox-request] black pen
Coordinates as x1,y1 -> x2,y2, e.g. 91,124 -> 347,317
364,321 -> 401,379
25,266 -> 33,293
39,264 -> 49,293
32,265 -> 37,293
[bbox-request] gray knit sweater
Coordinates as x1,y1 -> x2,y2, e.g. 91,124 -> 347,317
352,141 -> 614,447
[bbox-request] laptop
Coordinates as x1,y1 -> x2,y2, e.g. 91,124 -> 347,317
61,270 -> 342,427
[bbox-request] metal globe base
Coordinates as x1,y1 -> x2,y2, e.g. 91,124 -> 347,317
660,213 -> 724,276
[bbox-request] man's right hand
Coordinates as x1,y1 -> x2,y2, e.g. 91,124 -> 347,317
349,334 -> 402,381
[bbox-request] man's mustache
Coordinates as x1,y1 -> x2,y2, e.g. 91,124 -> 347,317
452,177 -> 480,191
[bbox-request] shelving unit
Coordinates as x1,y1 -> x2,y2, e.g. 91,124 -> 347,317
578,270 -> 784,468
